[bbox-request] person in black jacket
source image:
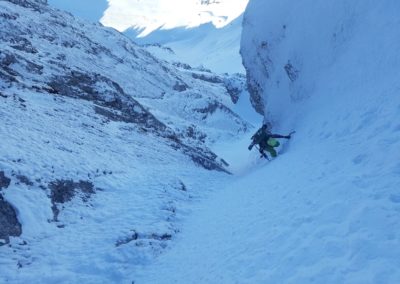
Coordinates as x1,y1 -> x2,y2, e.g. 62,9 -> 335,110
248,124 -> 292,158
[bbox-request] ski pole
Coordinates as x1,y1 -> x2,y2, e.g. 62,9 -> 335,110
255,145 -> 270,160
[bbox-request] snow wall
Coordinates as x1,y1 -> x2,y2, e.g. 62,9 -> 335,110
239,0 -> 400,282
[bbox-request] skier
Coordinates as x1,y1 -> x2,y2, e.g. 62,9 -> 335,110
248,124 -> 293,159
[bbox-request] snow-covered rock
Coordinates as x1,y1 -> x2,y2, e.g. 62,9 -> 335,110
241,0 -> 400,121
238,0 -> 400,281
0,0 -> 250,281
1,0 -> 250,158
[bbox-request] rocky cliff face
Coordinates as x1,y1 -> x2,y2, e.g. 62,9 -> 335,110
239,1 -> 400,282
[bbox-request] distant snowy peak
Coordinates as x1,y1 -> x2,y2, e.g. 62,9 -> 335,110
101,0 -> 249,37
137,15 -> 245,74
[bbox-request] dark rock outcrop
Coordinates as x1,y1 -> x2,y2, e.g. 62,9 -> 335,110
191,73 -> 223,84
49,179 -> 95,221
194,101 -> 245,122
48,71 -> 166,131
284,61 -> 299,82
0,171 -> 11,189
246,74 -> 265,115
223,74 -> 246,104
0,52 -> 19,84
6,0 -> 47,10
16,175 -> 33,186
173,81 -> 188,92
0,195 -> 22,244
241,39 -> 273,115
115,230 -> 172,247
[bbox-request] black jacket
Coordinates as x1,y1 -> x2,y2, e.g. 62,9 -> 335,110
251,128 -> 288,144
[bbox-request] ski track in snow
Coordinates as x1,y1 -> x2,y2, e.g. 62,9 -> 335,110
135,92 -> 400,283
134,1 -> 400,282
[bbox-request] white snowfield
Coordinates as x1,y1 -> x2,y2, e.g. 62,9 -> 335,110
1,0 -> 400,284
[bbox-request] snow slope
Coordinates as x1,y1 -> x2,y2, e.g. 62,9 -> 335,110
132,1 -> 400,283
0,87 -> 230,283
135,16 -> 245,74
0,0 -> 252,282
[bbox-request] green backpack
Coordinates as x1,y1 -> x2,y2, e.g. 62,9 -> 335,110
267,138 -> 280,147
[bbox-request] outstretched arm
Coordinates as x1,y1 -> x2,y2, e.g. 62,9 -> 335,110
270,134 -> 291,139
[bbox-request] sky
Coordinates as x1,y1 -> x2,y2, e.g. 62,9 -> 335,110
48,0 -> 108,23
49,0 -> 249,37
